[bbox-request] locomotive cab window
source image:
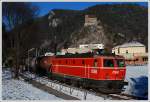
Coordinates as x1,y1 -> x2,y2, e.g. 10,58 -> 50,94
117,59 -> 125,67
104,59 -> 114,67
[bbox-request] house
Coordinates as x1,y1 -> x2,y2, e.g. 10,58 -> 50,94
112,41 -> 146,55
112,41 -> 148,65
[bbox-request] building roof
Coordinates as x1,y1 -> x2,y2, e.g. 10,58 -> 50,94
114,41 -> 145,48
61,48 -> 92,54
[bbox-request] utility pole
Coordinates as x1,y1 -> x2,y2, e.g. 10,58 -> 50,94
28,48 -> 35,72
28,51 -> 29,72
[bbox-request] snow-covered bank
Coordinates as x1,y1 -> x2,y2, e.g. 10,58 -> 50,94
2,65 -> 148,100
123,65 -> 148,99
2,70 -> 62,100
125,65 -> 148,82
25,74 -> 105,100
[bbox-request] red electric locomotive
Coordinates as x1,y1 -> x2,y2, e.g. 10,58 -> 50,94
35,53 -> 126,93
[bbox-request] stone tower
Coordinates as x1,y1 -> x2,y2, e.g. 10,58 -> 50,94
84,15 -> 97,26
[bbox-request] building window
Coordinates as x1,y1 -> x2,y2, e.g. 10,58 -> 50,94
136,59 -> 138,61
118,48 -> 120,54
143,57 -> 148,61
126,50 -> 128,54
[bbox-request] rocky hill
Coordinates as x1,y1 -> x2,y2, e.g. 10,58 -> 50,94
7,4 -> 148,54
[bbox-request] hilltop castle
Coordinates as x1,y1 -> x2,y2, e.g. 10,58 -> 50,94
84,15 -> 97,26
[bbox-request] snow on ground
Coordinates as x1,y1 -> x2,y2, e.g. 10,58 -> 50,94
2,65 -> 148,100
123,65 -> 148,95
26,75 -> 105,100
21,65 -> 148,100
125,65 -> 148,82
2,69 -> 62,100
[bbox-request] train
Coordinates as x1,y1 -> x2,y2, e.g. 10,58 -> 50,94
30,52 -> 127,94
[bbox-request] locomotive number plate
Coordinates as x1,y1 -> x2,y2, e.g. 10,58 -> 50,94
112,71 -> 119,74
91,69 -> 97,74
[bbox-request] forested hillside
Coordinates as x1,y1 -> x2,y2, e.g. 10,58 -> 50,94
3,4 -> 148,55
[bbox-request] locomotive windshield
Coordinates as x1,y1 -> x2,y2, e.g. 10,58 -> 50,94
104,59 -> 114,67
116,59 -> 125,67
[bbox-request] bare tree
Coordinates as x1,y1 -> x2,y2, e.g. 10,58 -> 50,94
2,2 -> 38,78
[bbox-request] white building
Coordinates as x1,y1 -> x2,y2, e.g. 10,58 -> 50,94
79,44 -> 104,50
112,41 -> 146,54
112,41 -> 147,59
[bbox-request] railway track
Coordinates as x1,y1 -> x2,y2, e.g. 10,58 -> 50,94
20,72 -> 136,100
20,74 -> 79,100
108,93 -> 136,100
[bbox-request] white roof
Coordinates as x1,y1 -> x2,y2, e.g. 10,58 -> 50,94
79,44 -> 104,49
45,52 -> 54,56
61,48 -> 92,54
114,41 -> 145,48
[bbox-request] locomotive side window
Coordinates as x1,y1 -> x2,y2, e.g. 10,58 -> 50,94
117,59 -> 125,67
104,59 -> 114,67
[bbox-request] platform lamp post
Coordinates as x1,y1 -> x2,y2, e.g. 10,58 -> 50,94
28,48 -> 35,72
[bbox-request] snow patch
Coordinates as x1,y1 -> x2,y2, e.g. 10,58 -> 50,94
2,69 -> 62,100
123,65 -> 148,96
125,65 -> 148,82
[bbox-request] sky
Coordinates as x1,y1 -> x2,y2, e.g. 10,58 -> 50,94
32,2 -> 148,17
